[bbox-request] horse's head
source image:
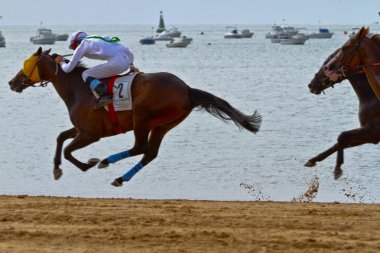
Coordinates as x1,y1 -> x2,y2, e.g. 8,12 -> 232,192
308,48 -> 344,94
9,47 -> 56,93
322,27 -> 369,82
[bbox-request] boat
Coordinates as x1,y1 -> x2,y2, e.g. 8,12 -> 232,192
271,34 -> 291,43
224,28 -> 242,39
280,32 -> 309,45
241,29 -> 254,38
224,26 -> 253,39
166,36 -> 192,48
55,33 -> 69,41
265,25 -> 299,39
0,31 -> 5,47
38,28 -> 68,41
309,28 -> 334,39
139,36 -> 155,45
30,28 -> 55,44
154,27 -> 181,41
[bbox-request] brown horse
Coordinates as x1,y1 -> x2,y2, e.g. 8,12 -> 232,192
306,27 -> 380,179
8,47 -> 261,187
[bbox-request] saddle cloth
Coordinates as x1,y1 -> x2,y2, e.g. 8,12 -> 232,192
104,72 -> 137,111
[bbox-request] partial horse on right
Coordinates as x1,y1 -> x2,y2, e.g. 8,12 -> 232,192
306,27 -> 380,179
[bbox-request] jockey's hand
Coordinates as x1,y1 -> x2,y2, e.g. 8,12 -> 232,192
55,55 -> 64,64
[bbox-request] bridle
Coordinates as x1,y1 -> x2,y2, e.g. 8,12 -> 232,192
333,35 -> 380,78
21,54 -> 59,88
333,38 -> 364,78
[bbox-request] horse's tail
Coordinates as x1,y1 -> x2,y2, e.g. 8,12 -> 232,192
189,88 -> 261,134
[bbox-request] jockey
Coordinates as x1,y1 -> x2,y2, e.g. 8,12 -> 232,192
55,31 -> 134,109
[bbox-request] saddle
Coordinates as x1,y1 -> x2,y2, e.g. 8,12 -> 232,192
99,70 -> 140,134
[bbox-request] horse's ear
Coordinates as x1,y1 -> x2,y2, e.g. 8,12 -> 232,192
43,48 -> 51,54
35,47 -> 42,56
358,27 -> 368,36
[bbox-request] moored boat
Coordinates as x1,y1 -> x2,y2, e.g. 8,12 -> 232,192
154,27 -> 182,41
166,36 -> 192,48
265,25 -> 298,39
241,29 -> 254,38
280,33 -> 309,45
30,28 -> 55,45
309,28 -> 334,39
224,29 -> 243,39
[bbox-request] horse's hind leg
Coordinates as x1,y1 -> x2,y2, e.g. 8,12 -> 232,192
63,132 -> 100,172
98,126 -> 150,168
53,128 -> 77,180
111,126 -> 170,187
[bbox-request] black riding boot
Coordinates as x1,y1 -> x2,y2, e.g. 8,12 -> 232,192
93,83 -> 113,109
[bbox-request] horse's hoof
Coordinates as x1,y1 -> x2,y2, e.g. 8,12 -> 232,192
98,159 -> 109,169
87,158 -> 100,166
54,168 -> 63,180
304,161 -> 316,167
111,178 -> 123,187
334,168 -> 343,180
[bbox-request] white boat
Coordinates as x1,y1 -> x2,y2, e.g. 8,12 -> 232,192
0,31 -> 5,47
271,34 -> 291,43
224,26 -> 254,39
166,36 -> 192,48
224,28 -> 243,39
309,28 -> 334,39
154,27 -> 181,41
30,28 -> 55,44
55,33 -> 69,41
265,25 -> 299,39
241,29 -> 254,38
280,33 -> 309,45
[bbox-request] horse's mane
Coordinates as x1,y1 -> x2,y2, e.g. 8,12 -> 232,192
71,61 -> 88,74
51,53 -> 88,74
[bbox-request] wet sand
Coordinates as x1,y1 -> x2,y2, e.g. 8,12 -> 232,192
0,195 -> 379,253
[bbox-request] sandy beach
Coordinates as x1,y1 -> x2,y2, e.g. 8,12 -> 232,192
0,196 -> 379,252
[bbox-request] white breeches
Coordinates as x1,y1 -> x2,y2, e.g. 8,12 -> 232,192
82,54 -> 132,81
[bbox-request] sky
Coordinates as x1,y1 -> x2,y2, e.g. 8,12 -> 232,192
1,0 -> 379,26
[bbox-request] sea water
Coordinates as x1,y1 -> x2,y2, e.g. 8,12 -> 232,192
0,24 -> 379,203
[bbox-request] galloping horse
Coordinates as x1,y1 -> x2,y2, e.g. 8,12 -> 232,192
306,27 -> 380,179
8,47 -> 261,187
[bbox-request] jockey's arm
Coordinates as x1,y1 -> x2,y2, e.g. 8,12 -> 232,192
60,42 -> 86,73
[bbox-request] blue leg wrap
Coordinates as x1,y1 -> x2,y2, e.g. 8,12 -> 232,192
107,150 -> 130,164
121,162 -> 143,182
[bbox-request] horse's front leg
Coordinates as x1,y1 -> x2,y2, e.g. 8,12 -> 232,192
53,128 -> 77,180
304,143 -> 338,167
333,126 -> 379,179
305,126 -> 380,179
63,132 -> 100,173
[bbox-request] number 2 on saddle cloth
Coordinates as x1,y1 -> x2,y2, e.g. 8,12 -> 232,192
102,72 -> 137,134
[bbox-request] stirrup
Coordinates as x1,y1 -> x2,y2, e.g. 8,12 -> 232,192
93,96 -> 112,110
